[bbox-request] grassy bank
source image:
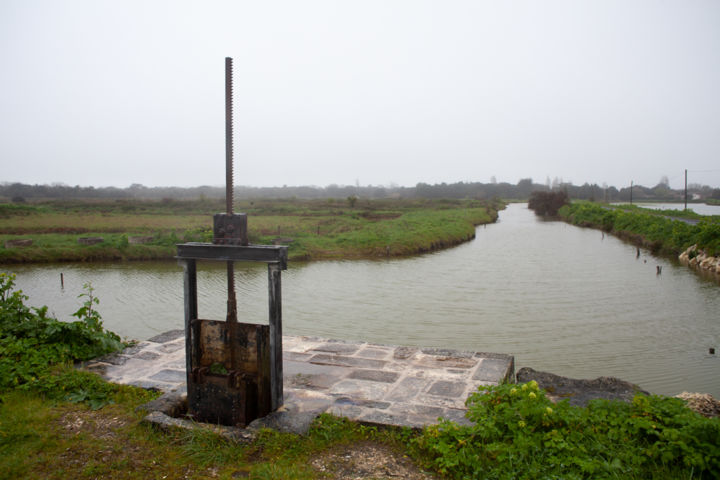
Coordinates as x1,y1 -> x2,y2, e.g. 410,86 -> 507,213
0,198 -> 501,264
558,202 -> 720,256
1,388 -> 423,479
0,272 -> 426,479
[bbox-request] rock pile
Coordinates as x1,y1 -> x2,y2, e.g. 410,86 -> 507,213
678,245 -> 720,275
516,367 -> 648,407
675,392 -> 720,418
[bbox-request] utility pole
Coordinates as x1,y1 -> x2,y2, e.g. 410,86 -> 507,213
630,180 -> 633,205
684,169 -> 688,211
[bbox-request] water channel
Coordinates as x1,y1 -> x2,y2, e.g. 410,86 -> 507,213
6,204 -> 720,397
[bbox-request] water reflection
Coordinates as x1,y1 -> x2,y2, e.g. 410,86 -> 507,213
7,204 -> 720,397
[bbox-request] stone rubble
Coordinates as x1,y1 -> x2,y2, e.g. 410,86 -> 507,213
675,392 -> 720,418
678,244 -> 720,275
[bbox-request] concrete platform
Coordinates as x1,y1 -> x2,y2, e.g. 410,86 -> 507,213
83,330 -> 515,429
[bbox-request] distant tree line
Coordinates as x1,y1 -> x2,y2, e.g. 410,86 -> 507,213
2,179 -> 719,203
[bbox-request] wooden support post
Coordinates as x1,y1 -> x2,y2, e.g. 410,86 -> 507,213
268,263 -> 283,410
181,259 -> 198,377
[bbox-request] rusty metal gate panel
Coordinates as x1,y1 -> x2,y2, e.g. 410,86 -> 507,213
187,319 -> 271,425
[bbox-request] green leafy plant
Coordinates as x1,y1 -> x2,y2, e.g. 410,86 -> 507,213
413,382 -> 720,479
0,273 -> 125,409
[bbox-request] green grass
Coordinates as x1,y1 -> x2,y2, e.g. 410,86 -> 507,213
0,198 -> 502,263
559,202 -> 720,256
0,388 -> 417,479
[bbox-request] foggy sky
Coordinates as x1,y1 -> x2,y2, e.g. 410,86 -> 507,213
2,0 -> 719,190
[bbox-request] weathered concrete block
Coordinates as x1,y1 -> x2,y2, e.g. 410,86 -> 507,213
147,329 -> 185,343
416,354 -> 477,370
309,354 -> 386,369
356,347 -> 392,359
311,343 -> 361,355
136,391 -> 187,417
427,380 -> 466,398
393,346 -> 418,360
473,357 -> 514,383
136,351 -> 161,361
348,369 -> 400,383
385,376 -> 431,402
149,369 -> 185,383
78,236 -> 104,245
4,239 -> 33,248
93,352 -> 130,366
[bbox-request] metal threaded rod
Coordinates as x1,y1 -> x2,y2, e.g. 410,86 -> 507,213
225,57 -> 238,326
225,57 -> 234,216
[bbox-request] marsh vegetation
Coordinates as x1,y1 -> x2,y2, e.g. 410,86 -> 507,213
0,198 -> 502,263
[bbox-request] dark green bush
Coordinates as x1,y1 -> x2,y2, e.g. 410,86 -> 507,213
528,191 -> 569,216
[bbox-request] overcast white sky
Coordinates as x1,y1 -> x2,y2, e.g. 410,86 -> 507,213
1,0 -> 719,190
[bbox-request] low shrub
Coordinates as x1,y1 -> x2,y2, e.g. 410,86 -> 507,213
414,382 -> 720,479
0,273 -> 125,407
560,202 -> 720,256
528,190 -> 569,216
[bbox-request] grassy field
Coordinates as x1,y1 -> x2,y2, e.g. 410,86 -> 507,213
0,198 -> 502,264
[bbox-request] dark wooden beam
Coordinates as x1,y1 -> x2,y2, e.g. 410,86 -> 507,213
179,259 -> 198,380
268,263 -> 283,410
176,242 -> 287,269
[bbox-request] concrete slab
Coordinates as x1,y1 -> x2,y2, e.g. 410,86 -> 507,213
82,332 -> 515,430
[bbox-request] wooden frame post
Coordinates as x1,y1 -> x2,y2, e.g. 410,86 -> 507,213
268,263 -> 283,410
180,259 -> 198,378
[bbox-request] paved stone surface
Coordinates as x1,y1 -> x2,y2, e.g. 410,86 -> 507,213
83,332 -> 515,429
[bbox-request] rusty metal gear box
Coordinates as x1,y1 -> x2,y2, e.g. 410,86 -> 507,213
213,213 -> 248,245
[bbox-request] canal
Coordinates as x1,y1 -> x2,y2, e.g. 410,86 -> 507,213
7,203 -> 720,397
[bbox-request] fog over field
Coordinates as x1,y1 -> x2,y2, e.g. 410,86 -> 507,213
2,0 -> 719,189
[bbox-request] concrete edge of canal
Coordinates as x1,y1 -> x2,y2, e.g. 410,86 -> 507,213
79,329 -> 515,438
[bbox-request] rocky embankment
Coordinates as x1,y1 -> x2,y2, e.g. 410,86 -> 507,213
678,245 -> 720,275
517,367 -> 720,418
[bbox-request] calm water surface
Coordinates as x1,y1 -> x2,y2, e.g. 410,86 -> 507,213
7,204 -> 720,397
634,202 -> 720,216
